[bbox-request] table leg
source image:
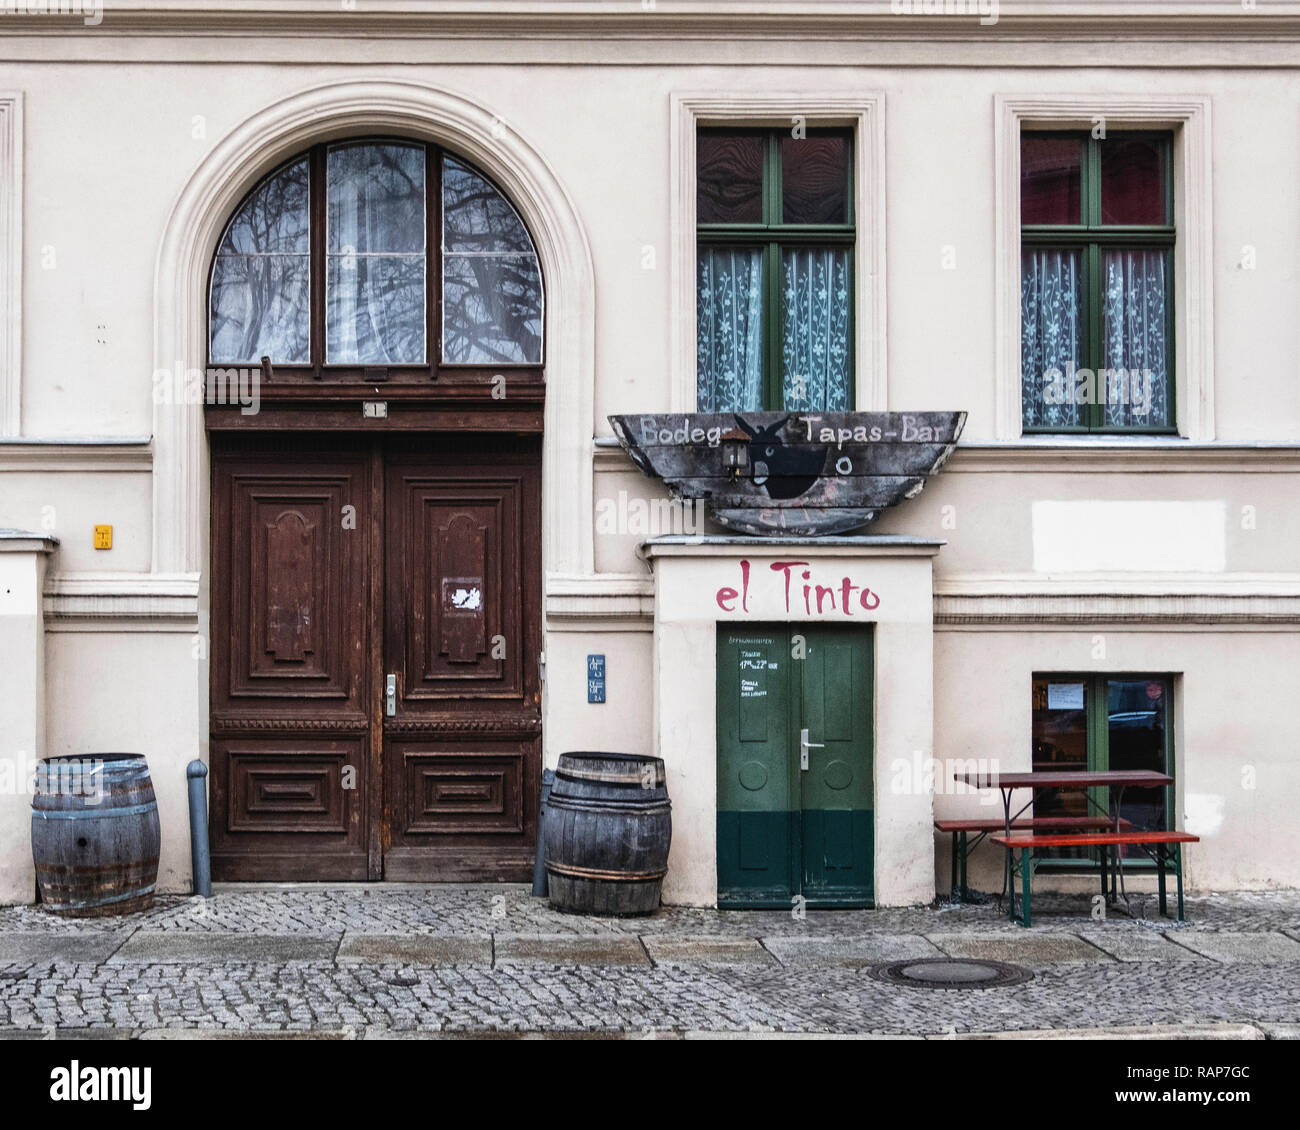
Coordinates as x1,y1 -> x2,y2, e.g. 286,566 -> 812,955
1110,785 -> 1126,902
950,831 -> 959,901
1157,847 -> 1168,917
959,832 -> 969,900
1002,788 -> 1015,924
1176,845 -> 1185,922
1019,848 -> 1032,928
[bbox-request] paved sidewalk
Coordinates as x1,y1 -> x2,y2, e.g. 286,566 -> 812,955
1,886 -> 1298,1038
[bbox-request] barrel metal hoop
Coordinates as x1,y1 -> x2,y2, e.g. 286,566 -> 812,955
556,767 -> 665,787
545,860 -> 668,882
39,884 -> 157,911
31,801 -> 160,820
546,796 -> 671,815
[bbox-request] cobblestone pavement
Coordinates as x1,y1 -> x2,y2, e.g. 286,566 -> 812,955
1,886 -> 1297,1037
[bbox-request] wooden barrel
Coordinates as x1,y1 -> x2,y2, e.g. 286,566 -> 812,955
31,753 -> 161,917
544,752 -> 671,915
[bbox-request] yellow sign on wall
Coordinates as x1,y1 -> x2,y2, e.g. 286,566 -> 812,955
93,525 -> 113,550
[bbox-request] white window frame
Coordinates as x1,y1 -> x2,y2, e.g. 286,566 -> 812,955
670,92 -> 886,414
994,95 -> 1214,441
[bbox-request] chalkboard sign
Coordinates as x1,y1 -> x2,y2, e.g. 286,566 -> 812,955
609,411 -> 966,536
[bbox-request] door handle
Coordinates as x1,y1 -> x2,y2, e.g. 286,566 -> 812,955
385,674 -> 396,717
800,727 -> 824,771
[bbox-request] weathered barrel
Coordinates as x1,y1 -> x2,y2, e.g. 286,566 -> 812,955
544,752 -> 671,915
31,753 -> 161,917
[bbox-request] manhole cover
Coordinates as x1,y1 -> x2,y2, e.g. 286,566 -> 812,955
869,958 -> 1032,990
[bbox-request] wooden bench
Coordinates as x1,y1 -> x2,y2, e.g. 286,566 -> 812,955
936,816 -> 1131,902
990,830 -> 1200,927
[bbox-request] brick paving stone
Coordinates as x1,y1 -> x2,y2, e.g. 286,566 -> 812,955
760,933 -> 943,966
109,933 -> 339,963
1073,931 -> 1206,962
493,935 -> 650,966
927,932 -> 1113,965
0,888 -> 1296,1036
1170,931 -> 1300,963
0,933 -> 124,964
337,934 -> 491,965
642,936 -> 774,965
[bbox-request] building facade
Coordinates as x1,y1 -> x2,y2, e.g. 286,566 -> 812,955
2,1 -> 1298,908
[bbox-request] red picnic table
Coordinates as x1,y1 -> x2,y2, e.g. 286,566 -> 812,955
953,770 -> 1194,926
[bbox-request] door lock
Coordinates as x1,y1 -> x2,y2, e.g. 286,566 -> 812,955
385,674 -> 396,717
800,728 -> 824,771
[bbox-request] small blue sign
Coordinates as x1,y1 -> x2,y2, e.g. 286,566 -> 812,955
587,654 -> 606,704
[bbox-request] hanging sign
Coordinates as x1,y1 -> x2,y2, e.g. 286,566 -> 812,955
609,411 -> 966,536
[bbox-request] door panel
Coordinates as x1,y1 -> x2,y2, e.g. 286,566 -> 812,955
382,440 -> 542,880
387,463 -> 524,699
209,437 -> 371,880
717,624 -> 873,909
716,629 -> 796,908
800,626 -> 874,904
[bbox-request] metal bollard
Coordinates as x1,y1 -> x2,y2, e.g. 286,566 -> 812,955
186,760 -> 211,898
531,767 -> 555,897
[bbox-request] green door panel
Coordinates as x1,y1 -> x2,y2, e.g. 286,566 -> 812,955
717,629 -> 796,907
717,624 -> 873,909
800,626 -> 873,905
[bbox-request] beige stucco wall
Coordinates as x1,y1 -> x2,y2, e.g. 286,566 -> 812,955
43,629 -> 202,896
934,628 -> 1300,894
1,10 -> 1298,902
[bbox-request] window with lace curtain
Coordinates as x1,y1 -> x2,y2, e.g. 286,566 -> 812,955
696,127 -> 854,412
1020,131 -> 1175,433
208,139 -> 544,373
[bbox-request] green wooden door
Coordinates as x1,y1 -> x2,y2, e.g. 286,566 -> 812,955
717,625 -> 873,909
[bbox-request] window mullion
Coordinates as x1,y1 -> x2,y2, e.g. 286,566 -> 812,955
1087,241 -> 1103,430
766,240 -> 782,410
309,144 -> 326,375
765,133 -> 782,409
428,144 -> 439,373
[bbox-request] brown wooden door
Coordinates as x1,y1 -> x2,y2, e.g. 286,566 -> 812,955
381,438 -> 542,880
209,433 -> 541,882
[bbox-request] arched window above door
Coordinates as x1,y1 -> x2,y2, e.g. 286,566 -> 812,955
208,140 -> 544,372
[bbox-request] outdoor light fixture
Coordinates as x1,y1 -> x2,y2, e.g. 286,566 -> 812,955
722,433 -> 749,480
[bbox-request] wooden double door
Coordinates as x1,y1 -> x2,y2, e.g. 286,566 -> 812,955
716,625 -> 874,908
208,433 -> 542,882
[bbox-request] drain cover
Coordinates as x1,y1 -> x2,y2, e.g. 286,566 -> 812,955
870,958 -> 1032,990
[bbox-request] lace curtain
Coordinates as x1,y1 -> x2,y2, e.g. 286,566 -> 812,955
1102,250 -> 1170,428
697,247 -> 764,412
1021,249 -> 1083,429
697,245 -> 851,411
781,247 -> 851,411
1022,247 -> 1170,429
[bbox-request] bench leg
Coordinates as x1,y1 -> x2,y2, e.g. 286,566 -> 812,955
1157,847 -> 1168,917
1019,848 -> 1032,928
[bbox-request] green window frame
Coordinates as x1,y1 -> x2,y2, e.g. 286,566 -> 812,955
1031,673 -> 1175,870
696,126 -> 856,411
1021,130 -> 1176,435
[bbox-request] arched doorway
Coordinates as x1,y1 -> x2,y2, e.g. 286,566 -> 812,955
204,138 -> 544,881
